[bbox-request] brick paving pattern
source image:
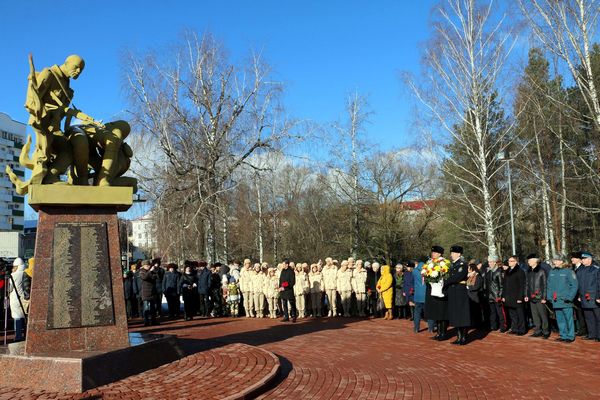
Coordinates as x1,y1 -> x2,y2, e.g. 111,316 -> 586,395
2,317 -> 600,399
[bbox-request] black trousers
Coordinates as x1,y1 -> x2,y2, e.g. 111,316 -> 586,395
166,294 -> 180,317
199,294 -> 210,316
489,301 -> 506,330
507,304 -> 525,334
282,297 -> 297,319
575,304 -> 588,335
583,308 -> 600,339
125,298 -> 136,319
154,291 -> 164,316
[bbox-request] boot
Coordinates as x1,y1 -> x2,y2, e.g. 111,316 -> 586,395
459,328 -> 468,345
387,309 -> 393,320
438,321 -> 448,341
452,328 -> 462,345
431,322 -> 441,340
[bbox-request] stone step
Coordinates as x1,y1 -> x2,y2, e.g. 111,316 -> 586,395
0,342 -> 280,400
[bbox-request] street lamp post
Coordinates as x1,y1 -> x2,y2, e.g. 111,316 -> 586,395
498,151 -> 516,255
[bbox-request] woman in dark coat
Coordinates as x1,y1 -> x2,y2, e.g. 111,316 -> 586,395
425,246 -> 449,340
179,266 -> 198,320
445,245 -> 471,345
466,263 -> 483,328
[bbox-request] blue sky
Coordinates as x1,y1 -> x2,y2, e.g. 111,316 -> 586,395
1,0 -> 438,217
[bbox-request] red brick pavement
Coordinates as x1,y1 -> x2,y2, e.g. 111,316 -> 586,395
2,317 -> 600,399
136,316 -> 600,399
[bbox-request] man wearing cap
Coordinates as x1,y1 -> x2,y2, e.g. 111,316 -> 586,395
571,251 -> 588,337
525,253 -> 550,339
577,252 -> 600,342
502,255 -> 526,335
547,254 -> 578,342
425,245 -> 449,340
485,255 -> 506,332
445,245 -> 470,345
162,263 -> 181,319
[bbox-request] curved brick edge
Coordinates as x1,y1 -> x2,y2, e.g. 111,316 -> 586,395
0,342 -> 280,400
221,345 -> 281,400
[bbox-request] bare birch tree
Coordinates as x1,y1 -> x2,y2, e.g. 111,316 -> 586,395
405,0 -> 517,257
124,31 -> 292,263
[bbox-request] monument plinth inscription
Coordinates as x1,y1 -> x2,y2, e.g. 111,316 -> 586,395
47,222 -> 114,330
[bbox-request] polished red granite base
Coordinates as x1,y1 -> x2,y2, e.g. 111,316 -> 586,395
25,206 -> 129,354
0,333 -> 184,393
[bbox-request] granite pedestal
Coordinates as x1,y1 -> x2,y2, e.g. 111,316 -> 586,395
0,186 -> 184,393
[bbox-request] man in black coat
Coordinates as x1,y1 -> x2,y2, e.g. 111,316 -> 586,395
525,254 -> 549,338
152,258 -> 165,318
279,259 -> 297,322
570,251 -> 588,337
502,255 -> 527,335
485,255 -> 506,332
123,270 -> 136,319
445,245 -> 470,345
139,260 -> 159,326
162,263 -> 181,318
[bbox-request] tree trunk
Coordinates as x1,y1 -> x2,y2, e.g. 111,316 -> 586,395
256,176 -> 264,263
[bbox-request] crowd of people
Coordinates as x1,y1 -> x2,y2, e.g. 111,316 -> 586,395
122,246 -> 600,346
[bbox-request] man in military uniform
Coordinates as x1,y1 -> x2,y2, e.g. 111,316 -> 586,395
445,245 -> 470,345
577,252 -> 600,342
547,254 -> 578,343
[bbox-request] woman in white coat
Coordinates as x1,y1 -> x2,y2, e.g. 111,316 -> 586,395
294,264 -> 309,318
308,263 -> 324,317
264,268 -> 279,318
322,258 -> 338,317
352,260 -> 368,317
251,263 -> 266,317
239,259 -> 253,318
9,258 -> 27,341
337,260 -> 354,317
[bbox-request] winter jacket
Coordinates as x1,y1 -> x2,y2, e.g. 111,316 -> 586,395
279,267 -> 296,301
484,266 -> 503,302
577,264 -> 600,308
322,266 -> 338,291
503,266 -> 526,307
123,272 -> 136,300
265,275 -> 279,298
162,270 -> 180,296
9,260 -> 26,319
412,263 -> 426,303
239,267 -> 251,292
139,268 -> 158,301
402,271 -> 414,303
251,271 -> 266,293
467,273 -> 483,304
179,273 -> 197,300
377,265 -> 394,308
309,272 -> 324,293
196,268 -> 211,295
154,267 -> 165,294
526,265 -> 547,302
547,267 -> 578,308
367,268 -> 380,292
351,268 -> 368,294
294,271 -> 309,295
336,268 -> 353,292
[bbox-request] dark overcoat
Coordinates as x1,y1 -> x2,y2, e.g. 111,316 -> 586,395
445,258 -> 471,328
279,267 -> 296,301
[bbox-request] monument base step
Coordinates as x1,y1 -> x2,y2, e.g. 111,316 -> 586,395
0,332 -> 184,393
